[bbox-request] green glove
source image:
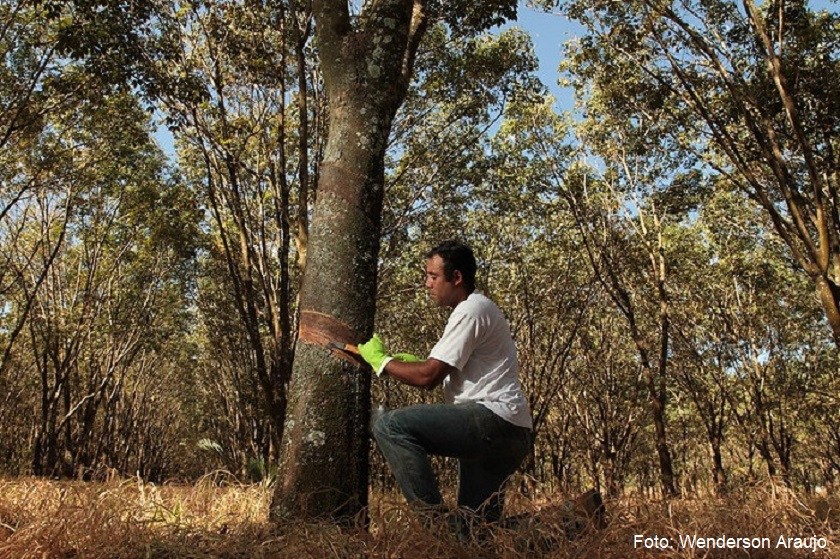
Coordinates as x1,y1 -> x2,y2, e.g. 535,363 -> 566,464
357,334 -> 393,376
393,353 -> 421,363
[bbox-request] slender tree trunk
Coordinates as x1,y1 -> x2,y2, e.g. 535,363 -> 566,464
628,314 -> 679,498
647,374 -> 678,497
709,435 -> 727,495
815,277 -> 840,346
601,450 -> 621,499
757,438 -> 778,478
294,10 -> 312,270
564,175 -> 679,498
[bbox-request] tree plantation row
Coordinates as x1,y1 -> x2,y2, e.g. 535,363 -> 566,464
0,0 -> 837,505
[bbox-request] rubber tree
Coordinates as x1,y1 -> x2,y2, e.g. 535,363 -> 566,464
556,0 -> 840,346
270,0 -> 517,521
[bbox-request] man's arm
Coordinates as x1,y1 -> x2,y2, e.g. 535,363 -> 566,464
383,358 -> 455,390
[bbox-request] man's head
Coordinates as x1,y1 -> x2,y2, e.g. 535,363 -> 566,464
424,240 -> 477,308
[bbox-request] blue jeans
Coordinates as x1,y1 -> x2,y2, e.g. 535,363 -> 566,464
373,402 -> 532,522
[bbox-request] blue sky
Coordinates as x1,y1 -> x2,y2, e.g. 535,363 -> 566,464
512,0 -> 839,113
511,2 -> 584,113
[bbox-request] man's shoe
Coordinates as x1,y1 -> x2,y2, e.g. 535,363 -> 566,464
572,488 -> 606,530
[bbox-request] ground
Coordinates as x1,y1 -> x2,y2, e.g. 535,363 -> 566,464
0,475 -> 836,558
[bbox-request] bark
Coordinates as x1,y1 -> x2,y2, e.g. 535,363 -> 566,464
815,276 -> 840,346
757,438 -> 778,478
635,342 -> 679,497
271,0 -> 428,521
601,451 -> 619,499
293,9 -> 312,270
709,435 -> 727,495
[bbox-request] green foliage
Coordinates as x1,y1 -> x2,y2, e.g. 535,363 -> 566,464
559,0 -> 840,343
246,456 -> 278,484
158,0 -> 305,472
197,439 -> 223,455
35,0 -> 162,96
0,3 -> 201,477
383,25 -> 545,254
432,0 -> 518,35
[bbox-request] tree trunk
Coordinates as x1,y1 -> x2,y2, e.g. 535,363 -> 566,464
757,438 -> 778,478
709,435 -> 727,495
270,0 -> 428,521
270,143 -> 383,519
628,313 -> 679,498
648,384 -> 678,497
815,276 -> 840,347
601,450 -> 621,499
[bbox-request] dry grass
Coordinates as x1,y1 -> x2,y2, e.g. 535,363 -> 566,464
0,475 -> 836,558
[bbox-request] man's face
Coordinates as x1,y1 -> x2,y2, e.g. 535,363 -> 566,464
425,255 -> 462,308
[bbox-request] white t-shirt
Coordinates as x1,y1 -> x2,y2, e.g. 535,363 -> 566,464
429,292 -> 533,429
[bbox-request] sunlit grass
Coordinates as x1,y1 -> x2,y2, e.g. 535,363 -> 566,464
0,475 -> 836,558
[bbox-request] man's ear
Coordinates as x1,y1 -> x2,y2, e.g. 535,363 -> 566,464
452,269 -> 463,286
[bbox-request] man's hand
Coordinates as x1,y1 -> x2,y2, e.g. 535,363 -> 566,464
357,334 -> 393,376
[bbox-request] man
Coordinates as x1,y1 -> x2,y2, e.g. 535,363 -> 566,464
358,239 -> 533,529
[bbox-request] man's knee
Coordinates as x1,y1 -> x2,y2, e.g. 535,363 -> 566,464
372,409 -> 401,445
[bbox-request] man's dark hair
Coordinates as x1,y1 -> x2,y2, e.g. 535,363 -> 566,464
426,239 -> 477,292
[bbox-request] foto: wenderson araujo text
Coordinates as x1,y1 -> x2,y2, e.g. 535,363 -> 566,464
633,533 -> 829,553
